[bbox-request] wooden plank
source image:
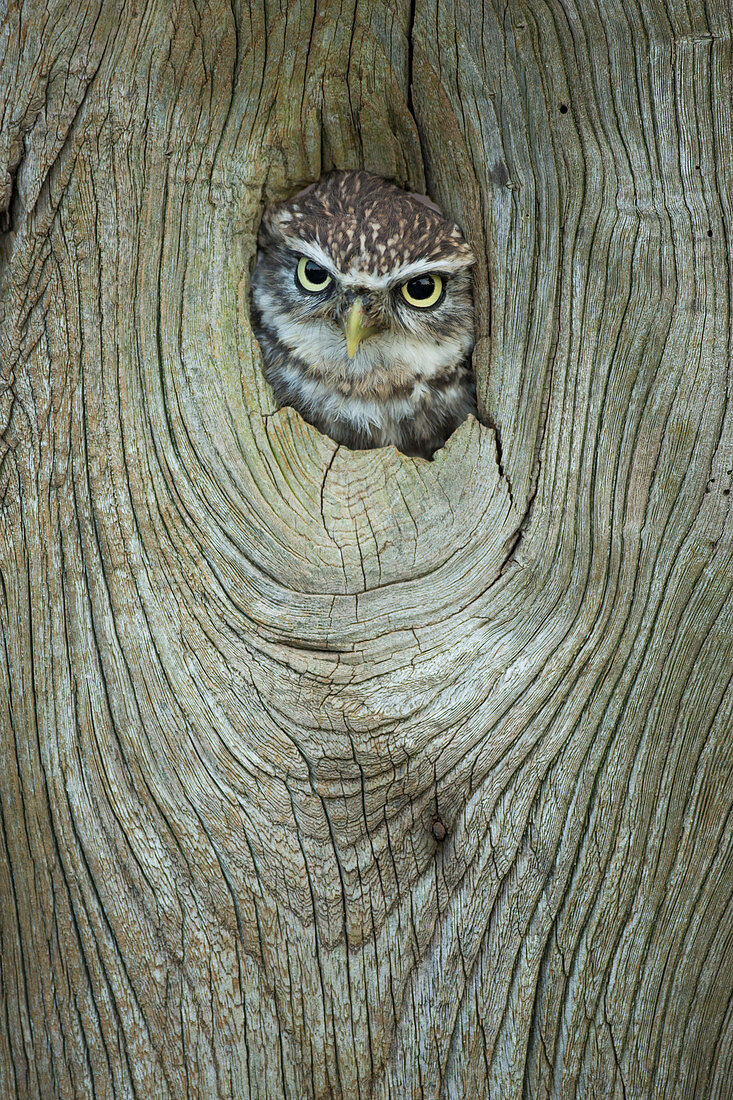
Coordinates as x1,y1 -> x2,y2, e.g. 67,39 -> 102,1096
1,1 -> 731,1096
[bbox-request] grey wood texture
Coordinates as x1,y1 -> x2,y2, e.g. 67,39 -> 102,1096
1,1 -> 732,1097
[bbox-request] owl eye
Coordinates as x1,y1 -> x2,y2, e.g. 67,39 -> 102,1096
296,256 -> 333,293
400,273 -> 444,308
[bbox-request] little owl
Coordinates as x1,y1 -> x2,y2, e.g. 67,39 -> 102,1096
251,170 -> 476,458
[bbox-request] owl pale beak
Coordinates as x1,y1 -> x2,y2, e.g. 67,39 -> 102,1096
343,299 -> 379,358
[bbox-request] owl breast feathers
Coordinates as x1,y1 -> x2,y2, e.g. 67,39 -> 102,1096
250,170 -> 477,458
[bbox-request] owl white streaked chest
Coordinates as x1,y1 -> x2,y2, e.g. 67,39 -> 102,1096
250,170 -> 477,458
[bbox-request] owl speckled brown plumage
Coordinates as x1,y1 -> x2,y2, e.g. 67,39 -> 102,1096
251,170 -> 476,458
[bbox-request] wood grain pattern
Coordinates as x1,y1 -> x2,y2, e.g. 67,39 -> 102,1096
1,1 -> 732,1096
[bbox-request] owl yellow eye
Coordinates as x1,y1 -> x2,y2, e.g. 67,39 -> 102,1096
296,256 -> 333,292
400,273 -> 444,308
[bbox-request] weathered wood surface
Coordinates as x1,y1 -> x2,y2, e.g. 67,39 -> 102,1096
1,1 -> 732,1096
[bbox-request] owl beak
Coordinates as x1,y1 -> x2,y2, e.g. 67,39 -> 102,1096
343,299 -> 379,359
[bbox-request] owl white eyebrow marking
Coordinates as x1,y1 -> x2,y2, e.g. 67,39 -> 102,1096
281,235 -> 473,289
282,237 -> 341,278
341,254 -> 473,289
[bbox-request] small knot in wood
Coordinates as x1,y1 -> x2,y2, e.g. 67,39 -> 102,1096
432,818 -> 447,842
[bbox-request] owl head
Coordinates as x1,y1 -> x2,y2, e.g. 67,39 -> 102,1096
251,170 -> 475,377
